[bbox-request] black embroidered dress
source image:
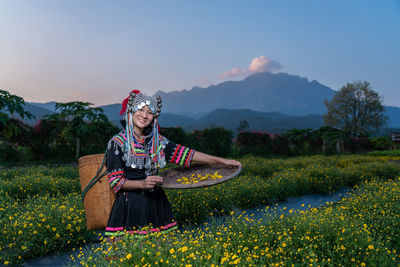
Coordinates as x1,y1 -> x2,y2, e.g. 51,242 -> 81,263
105,131 -> 195,236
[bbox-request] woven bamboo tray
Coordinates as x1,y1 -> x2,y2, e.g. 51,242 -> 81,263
160,163 -> 241,189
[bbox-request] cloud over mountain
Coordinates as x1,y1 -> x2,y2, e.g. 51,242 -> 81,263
219,56 -> 283,79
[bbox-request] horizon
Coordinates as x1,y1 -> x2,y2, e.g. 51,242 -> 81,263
26,71 -> 400,109
1,1 -> 399,107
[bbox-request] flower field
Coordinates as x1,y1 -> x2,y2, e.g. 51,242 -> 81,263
75,178 -> 400,266
1,155 -> 400,265
0,166 -> 94,265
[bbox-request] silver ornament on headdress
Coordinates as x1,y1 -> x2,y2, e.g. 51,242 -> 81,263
126,92 -> 162,117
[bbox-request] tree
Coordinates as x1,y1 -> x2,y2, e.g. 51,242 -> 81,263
45,101 -> 107,159
0,90 -> 34,126
0,90 -> 34,141
324,81 -> 387,137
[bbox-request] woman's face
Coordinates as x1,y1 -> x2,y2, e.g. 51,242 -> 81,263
131,105 -> 154,130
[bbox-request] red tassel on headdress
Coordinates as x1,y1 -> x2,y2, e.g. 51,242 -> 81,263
119,90 -> 141,115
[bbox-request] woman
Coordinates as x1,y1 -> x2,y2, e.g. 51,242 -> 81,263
105,90 -> 241,237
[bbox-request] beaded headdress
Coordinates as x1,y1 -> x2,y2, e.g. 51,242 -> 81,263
119,90 -> 162,117
117,90 -> 167,175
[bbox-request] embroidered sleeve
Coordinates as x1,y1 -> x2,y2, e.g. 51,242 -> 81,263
164,140 -> 196,167
106,141 -> 127,193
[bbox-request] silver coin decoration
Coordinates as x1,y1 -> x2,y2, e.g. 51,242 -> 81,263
126,93 -> 161,117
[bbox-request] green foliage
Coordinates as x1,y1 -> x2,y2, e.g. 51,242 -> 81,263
201,127 -> 233,157
324,81 -> 387,137
0,89 -> 34,127
0,91 -> 35,160
44,101 -> 111,159
32,103 -> 119,161
315,126 -> 347,154
283,128 -> 321,155
236,131 -> 272,156
160,127 -> 187,145
368,150 -> 400,157
0,142 -> 34,163
185,127 -> 233,157
370,136 -> 393,151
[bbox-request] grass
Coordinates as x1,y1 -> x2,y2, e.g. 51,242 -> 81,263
368,149 -> 400,157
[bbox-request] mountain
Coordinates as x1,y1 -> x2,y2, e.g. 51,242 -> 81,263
11,102 -> 55,124
384,106 -> 400,128
29,102 -> 57,112
17,72 -> 400,130
96,103 -> 196,128
156,72 -> 336,116
100,103 -> 122,126
185,109 -> 324,134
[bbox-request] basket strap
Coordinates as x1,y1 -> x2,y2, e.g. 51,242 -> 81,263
81,150 -> 107,202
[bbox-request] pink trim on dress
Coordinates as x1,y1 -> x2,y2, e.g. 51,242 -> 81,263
107,222 -> 177,235
175,146 -> 185,164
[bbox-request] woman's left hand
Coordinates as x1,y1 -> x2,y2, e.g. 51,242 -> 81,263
192,151 -> 241,167
220,158 -> 241,167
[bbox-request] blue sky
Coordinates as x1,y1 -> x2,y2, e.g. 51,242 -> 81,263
1,0 -> 399,107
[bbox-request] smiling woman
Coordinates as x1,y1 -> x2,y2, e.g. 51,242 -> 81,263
104,90 -> 240,238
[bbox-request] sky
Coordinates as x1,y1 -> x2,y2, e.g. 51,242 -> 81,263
1,0 -> 399,107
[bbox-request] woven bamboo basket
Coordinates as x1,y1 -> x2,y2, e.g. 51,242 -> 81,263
161,163 -> 241,189
78,154 -> 115,230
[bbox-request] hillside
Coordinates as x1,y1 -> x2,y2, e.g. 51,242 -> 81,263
16,72 -> 400,130
156,72 -> 336,116
185,109 -> 324,134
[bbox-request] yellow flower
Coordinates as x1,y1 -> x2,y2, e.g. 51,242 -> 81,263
170,248 -> 175,254
368,245 -> 374,250
233,258 -> 240,264
221,257 -> 227,264
181,246 -> 188,252
126,254 -> 132,260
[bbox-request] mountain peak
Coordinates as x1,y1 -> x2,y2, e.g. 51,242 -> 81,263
158,72 -> 335,116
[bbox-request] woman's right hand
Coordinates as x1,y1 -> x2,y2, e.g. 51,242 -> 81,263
142,176 -> 164,189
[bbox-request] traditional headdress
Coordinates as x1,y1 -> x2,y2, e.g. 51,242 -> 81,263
119,90 -> 162,117
118,90 -> 166,175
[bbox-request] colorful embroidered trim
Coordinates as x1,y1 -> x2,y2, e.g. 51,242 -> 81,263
111,134 -> 126,146
108,169 -> 126,193
105,221 -> 178,236
107,130 -> 170,175
169,145 -> 195,167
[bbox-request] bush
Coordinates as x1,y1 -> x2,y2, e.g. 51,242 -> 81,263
186,127 -> 233,157
370,136 -> 393,150
161,127 -> 187,145
368,150 -> 400,157
0,142 -> 34,163
236,131 -> 272,156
